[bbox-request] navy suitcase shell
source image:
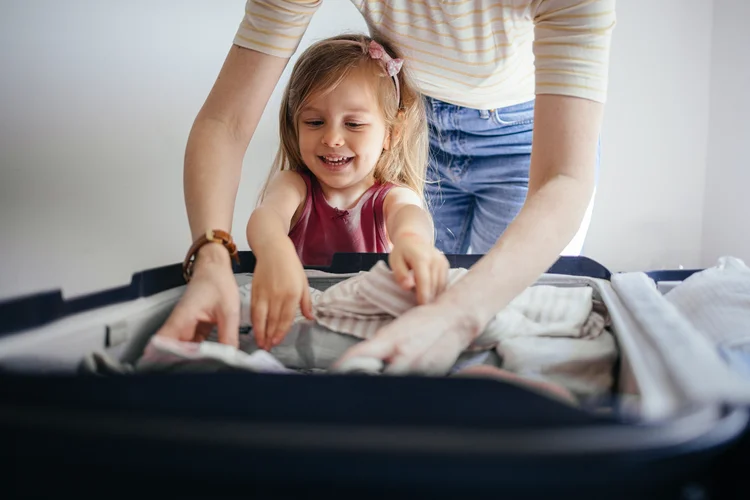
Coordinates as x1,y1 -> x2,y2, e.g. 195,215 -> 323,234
0,253 -> 747,499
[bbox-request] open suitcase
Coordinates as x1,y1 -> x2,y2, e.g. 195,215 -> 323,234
1,252 -> 749,499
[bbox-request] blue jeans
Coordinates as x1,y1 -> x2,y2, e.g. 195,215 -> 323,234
425,97 -> 600,255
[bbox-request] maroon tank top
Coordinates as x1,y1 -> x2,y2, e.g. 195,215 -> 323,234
288,171 -> 395,266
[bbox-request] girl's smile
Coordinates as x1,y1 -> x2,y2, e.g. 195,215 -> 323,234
297,68 -> 391,204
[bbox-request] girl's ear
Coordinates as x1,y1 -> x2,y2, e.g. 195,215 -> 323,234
383,110 -> 406,151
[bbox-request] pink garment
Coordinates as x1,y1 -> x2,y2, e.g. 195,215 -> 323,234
288,171 -> 395,266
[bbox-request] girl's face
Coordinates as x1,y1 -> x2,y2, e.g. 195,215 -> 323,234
297,69 -> 390,196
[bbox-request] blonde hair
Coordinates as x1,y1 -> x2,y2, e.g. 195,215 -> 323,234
258,33 -> 429,204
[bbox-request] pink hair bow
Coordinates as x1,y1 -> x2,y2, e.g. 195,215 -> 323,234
368,40 -> 403,106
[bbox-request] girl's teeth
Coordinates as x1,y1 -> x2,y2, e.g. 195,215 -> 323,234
323,156 -> 350,165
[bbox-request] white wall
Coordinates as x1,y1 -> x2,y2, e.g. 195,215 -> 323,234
0,0 -> 367,301
584,0 -> 714,272
0,0 -> 722,302
701,0 -> 750,267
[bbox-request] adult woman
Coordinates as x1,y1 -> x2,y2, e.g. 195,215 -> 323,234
157,0 -> 615,373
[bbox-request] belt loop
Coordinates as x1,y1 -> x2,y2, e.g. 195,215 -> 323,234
479,109 -> 490,119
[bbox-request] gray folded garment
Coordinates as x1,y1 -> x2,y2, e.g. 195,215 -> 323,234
79,320 -> 492,376
79,351 -> 135,375
244,320 -> 492,374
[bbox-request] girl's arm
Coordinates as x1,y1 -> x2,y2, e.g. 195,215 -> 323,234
246,171 -> 311,350
383,187 -> 449,304
246,170 -> 305,255
383,187 -> 434,245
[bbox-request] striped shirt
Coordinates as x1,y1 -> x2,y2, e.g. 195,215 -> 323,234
233,0 -> 616,110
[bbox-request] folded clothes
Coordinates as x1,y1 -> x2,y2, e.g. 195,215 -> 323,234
80,332 -> 577,404
304,261 -> 616,398
496,334 -> 617,398
80,335 -> 295,376
241,262 -> 606,343
81,262 -> 617,402
79,319 -> 490,377
719,345 -> 750,380
137,336 -> 294,374
664,256 -> 750,378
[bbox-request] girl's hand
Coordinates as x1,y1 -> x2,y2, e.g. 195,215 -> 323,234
251,239 -> 314,350
389,234 -> 450,304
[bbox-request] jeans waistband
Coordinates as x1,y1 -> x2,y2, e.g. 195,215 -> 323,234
424,95 -> 535,115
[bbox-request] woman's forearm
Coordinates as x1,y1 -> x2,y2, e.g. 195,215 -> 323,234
437,174 -> 593,336
184,118 -> 248,241
435,94 -> 603,339
183,45 -> 289,241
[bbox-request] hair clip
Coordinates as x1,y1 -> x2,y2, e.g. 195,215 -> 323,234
368,41 -> 403,106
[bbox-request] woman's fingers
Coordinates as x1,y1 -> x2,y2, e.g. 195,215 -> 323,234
433,257 -> 449,300
412,262 -> 432,304
157,302 -> 199,341
300,286 -> 314,320
193,321 -> 214,343
272,298 -> 297,347
216,301 -> 240,348
251,298 -> 269,349
332,334 -> 395,370
264,300 -> 284,350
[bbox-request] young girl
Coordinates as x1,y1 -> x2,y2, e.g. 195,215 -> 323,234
246,34 -> 449,350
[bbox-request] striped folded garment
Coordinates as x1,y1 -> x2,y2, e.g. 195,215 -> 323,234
235,261 -> 617,398
312,261 -> 607,346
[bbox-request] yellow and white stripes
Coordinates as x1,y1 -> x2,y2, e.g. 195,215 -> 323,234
234,0 -> 322,56
233,0 -> 616,109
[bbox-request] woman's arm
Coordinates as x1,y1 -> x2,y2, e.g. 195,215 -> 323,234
185,45 -> 289,244
332,0 -> 612,372
434,94 -> 602,340
158,0 -> 316,347
156,46 -> 290,347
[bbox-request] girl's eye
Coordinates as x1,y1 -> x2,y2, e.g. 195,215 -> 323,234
305,120 -> 323,127
346,122 -> 365,129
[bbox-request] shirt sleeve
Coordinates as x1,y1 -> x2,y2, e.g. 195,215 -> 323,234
233,0 -> 323,58
532,0 -> 616,103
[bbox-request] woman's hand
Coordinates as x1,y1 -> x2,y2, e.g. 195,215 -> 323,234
389,234 -> 449,304
155,243 -> 241,347
250,239 -> 314,350
332,297 -> 479,376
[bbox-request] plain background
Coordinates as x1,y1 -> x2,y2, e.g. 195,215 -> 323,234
0,0 -> 747,301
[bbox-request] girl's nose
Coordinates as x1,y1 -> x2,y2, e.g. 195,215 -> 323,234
322,126 -> 344,148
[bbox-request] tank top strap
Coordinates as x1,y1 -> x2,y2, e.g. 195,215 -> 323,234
373,182 -> 396,213
288,169 -> 313,235
298,168 -> 313,195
